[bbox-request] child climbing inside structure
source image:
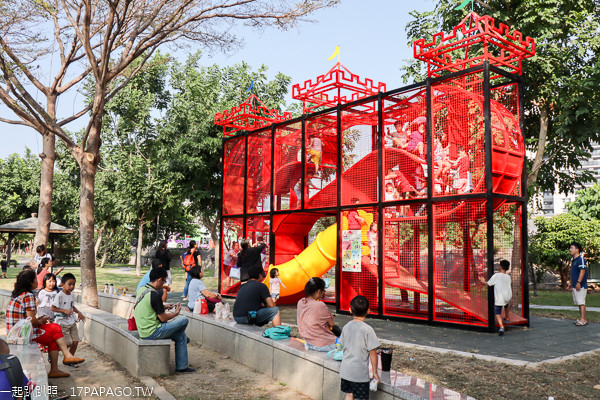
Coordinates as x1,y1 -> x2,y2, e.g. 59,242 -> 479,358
306,134 -> 323,176
450,146 -> 472,194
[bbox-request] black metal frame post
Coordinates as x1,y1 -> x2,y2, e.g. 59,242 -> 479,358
425,79 -> 435,323
336,105 -> 343,312
269,126 -> 276,266
518,79 -> 530,326
377,92 -> 384,316
301,117 -> 306,211
243,134 -> 248,239
218,138 -> 227,294
483,61 -> 495,333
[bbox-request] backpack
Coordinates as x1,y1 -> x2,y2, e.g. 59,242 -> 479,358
262,326 -> 291,340
183,253 -> 196,272
0,354 -> 27,398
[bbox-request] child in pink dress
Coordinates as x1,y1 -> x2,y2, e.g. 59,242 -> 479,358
269,268 -> 287,305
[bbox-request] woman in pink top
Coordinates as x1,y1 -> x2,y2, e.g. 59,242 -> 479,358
297,277 -> 340,352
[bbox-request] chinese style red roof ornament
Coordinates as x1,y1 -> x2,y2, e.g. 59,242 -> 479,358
413,11 -> 535,79
292,62 -> 386,114
215,93 -> 291,137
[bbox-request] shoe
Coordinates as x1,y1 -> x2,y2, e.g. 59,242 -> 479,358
63,357 -> 85,365
503,318 -> 510,325
64,362 -> 80,368
176,367 -> 196,373
498,328 -> 505,336
48,371 -> 71,378
575,320 -> 589,326
183,297 -> 189,301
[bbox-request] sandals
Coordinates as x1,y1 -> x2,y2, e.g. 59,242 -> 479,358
48,371 -> 70,378
575,320 -> 589,326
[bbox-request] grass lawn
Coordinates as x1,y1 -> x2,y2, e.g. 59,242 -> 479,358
530,289 -> 600,308
0,263 -> 218,295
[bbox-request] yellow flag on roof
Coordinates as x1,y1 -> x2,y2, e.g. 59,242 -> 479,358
328,46 -> 340,61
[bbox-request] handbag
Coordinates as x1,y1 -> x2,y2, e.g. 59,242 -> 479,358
229,267 -> 241,280
129,287 -> 155,331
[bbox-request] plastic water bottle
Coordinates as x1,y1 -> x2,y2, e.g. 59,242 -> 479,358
335,337 -> 342,351
109,284 -> 114,294
369,378 -> 378,392
104,284 -> 108,293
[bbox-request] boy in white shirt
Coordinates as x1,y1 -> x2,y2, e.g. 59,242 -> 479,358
51,273 -> 86,362
479,260 -> 512,336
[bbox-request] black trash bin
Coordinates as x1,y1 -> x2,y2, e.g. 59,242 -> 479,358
379,348 -> 393,371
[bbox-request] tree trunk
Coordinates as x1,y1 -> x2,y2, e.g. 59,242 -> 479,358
33,130 -> 56,252
79,153 -> 99,307
529,262 -> 538,297
94,220 -> 108,259
136,218 -> 144,277
559,264 -> 569,289
100,227 -> 115,269
527,104 -> 549,188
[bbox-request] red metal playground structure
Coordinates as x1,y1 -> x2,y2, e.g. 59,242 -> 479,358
216,12 -> 535,331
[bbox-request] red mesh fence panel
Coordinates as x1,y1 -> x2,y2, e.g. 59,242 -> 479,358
307,215 -> 338,303
305,111 -> 338,209
490,83 -> 524,197
382,205 -> 428,319
246,215 -> 271,275
246,130 -> 272,213
432,199 -> 488,326
340,102 -> 379,206
223,137 -> 246,216
493,202 -> 525,323
274,122 -> 302,211
339,207 -> 379,312
431,72 -> 485,197
221,218 -> 244,293
382,89 -> 428,202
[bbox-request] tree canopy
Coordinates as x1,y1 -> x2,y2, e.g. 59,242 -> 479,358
404,0 -> 600,195
565,183 -> 600,221
529,213 -> 600,288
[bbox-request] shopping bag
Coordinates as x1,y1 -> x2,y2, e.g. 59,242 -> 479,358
7,317 -> 33,345
229,267 -> 241,280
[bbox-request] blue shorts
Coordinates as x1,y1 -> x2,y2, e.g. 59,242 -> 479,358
234,307 -> 279,326
494,305 -> 509,316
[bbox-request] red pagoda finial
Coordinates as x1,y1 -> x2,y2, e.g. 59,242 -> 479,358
413,12 -> 535,78
215,93 -> 291,137
292,62 -> 386,114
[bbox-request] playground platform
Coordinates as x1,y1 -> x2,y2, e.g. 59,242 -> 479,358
276,304 -> 600,364
165,292 -> 600,365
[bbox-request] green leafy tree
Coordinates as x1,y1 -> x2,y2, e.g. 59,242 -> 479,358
530,214 -> 600,288
156,55 -> 294,244
0,0 -> 338,307
0,150 -> 41,225
404,0 -> 600,195
566,183 -> 600,221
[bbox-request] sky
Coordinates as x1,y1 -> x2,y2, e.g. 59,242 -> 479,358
0,0 -> 436,159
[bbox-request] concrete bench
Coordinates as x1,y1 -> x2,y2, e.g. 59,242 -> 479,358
57,292 -> 474,399
182,312 -> 477,400
75,304 -> 171,377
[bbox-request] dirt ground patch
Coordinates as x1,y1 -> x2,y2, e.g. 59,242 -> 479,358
0,315 -> 155,400
389,345 -> 600,400
155,342 -> 312,400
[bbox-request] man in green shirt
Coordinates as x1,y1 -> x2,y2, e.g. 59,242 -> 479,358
134,267 -> 195,373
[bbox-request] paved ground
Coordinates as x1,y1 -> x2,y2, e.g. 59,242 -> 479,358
530,303 -> 600,312
166,292 -> 600,363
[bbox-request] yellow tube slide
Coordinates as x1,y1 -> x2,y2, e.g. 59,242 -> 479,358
263,224 -> 337,298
